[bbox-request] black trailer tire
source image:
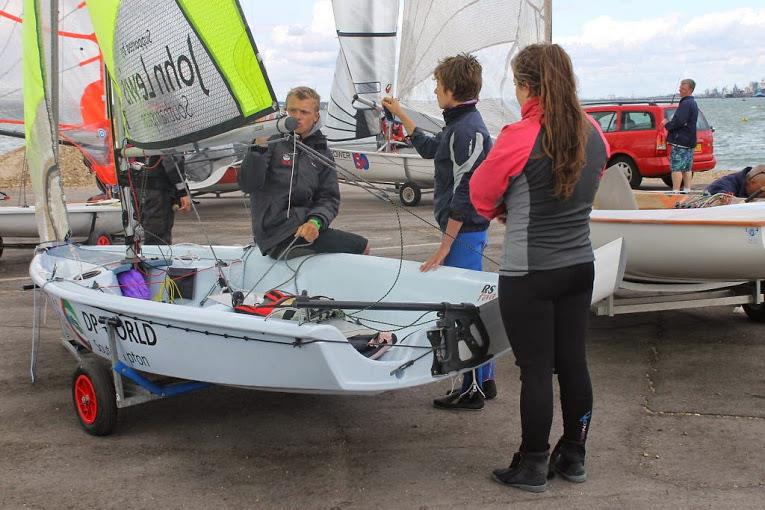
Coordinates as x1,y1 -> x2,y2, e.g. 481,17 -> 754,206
661,175 -> 673,188
71,359 -> 118,436
742,303 -> 765,323
609,155 -> 642,189
399,182 -> 422,207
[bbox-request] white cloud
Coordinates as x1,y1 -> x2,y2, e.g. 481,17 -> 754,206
556,8 -> 765,98
258,0 -> 339,100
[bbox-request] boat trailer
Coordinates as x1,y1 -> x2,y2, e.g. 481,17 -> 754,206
592,279 -> 765,322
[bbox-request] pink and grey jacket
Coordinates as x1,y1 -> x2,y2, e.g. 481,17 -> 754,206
470,97 -> 610,276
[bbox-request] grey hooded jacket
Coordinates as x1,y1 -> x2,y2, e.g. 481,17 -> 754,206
238,128 -> 339,255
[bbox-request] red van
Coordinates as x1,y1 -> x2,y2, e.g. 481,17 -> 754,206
583,101 -> 716,188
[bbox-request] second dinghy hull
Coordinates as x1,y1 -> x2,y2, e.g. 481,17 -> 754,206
0,201 -> 122,239
590,203 -> 765,282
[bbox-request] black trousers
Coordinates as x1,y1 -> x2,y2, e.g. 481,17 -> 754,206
498,262 -> 594,453
267,228 -> 368,259
133,187 -> 175,246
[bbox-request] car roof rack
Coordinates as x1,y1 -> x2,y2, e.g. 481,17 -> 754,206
581,100 -> 680,107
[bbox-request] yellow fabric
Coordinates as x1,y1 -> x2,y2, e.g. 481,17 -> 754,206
85,0 -> 119,85
178,0 -> 274,116
22,0 -> 43,142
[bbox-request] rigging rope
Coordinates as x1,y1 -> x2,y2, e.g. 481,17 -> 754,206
290,136 -> 500,268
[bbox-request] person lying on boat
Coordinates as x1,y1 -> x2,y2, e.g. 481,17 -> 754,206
238,86 -> 369,260
704,165 -> 765,199
382,54 -> 497,411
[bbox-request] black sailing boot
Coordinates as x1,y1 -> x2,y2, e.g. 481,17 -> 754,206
548,438 -> 587,483
491,450 -> 550,492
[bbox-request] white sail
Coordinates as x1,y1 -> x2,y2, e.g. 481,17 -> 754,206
23,0 -> 70,241
397,0 -> 548,134
324,0 -> 399,143
57,0 -> 116,185
0,4 -> 24,143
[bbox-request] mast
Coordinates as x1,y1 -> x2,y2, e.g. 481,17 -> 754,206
544,0 -> 552,42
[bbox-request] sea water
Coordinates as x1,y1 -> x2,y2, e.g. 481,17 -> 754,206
698,98 -> 765,170
2,97 -> 763,169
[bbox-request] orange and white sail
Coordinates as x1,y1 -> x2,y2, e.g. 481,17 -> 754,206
1,0 -> 116,187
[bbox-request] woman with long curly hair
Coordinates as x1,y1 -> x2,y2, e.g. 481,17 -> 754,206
470,43 -> 610,492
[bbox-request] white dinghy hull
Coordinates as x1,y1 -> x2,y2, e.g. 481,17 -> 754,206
31,240 -> 624,394
330,147 -> 435,190
0,201 -> 122,238
590,203 -> 765,282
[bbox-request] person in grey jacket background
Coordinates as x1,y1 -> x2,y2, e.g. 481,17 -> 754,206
238,86 -> 368,259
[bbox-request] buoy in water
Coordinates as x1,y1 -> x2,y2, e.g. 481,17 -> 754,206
742,117 -> 749,122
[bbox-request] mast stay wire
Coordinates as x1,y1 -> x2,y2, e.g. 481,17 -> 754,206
169,157 -> 231,291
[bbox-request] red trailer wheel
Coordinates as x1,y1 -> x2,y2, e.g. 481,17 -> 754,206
88,230 -> 112,246
71,359 -> 117,436
74,374 -> 98,424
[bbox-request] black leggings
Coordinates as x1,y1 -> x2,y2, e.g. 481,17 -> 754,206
498,262 -> 594,453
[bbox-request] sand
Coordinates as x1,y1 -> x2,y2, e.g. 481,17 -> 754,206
0,145 -> 96,189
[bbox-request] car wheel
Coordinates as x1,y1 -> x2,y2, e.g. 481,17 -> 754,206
609,156 -> 641,188
661,175 -> 674,188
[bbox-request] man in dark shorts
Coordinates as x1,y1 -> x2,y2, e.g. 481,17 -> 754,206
238,86 -> 368,259
663,78 -> 699,192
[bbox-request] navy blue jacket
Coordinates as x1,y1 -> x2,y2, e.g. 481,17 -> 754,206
409,103 -> 491,233
705,167 -> 751,197
664,95 -> 698,148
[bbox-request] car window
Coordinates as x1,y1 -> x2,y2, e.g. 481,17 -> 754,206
621,111 -> 655,131
696,111 -> 710,130
589,111 -> 616,132
664,108 -> 711,130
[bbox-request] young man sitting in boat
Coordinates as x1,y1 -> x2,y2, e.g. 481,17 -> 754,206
238,86 -> 369,259
704,165 -> 765,200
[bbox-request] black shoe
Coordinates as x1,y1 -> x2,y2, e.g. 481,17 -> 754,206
492,451 -> 550,492
432,390 -> 460,407
432,389 -> 484,411
548,439 -> 587,483
483,379 -> 497,400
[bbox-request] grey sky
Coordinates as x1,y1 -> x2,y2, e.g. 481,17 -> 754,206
243,0 -> 765,100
